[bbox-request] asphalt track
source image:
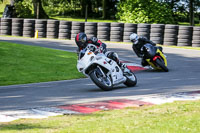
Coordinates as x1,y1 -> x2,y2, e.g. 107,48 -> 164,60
0,37 -> 200,111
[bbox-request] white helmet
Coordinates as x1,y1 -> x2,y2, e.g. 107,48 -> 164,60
130,33 -> 138,44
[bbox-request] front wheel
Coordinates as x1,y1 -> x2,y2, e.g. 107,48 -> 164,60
89,68 -> 113,91
155,58 -> 169,72
123,71 -> 137,87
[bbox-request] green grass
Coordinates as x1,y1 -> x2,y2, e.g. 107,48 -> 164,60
178,22 -> 200,26
0,100 -> 200,133
0,41 -> 85,86
51,16 -> 118,23
52,16 -> 200,25
167,46 -> 200,50
158,44 -> 200,50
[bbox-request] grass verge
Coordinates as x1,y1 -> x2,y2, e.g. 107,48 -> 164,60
178,22 -> 200,26
0,100 -> 200,133
0,41 -> 85,86
51,16 -> 118,23
160,45 -> 200,51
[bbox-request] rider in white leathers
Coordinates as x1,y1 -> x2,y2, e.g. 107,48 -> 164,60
75,32 -> 127,71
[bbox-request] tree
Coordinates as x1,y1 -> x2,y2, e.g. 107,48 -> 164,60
80,0 -> 86,17
10,0 -> 15,6
189,0 -> 194,25
32,0 -> 48,19
116,0 -> 175,24
102,0 -> 118,19
187,0 -> 200,25
8,0 -> 48,18
163,0 -> 200,25
102,0 -> 107,19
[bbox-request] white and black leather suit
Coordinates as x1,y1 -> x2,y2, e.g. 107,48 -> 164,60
76,36 -> 124,68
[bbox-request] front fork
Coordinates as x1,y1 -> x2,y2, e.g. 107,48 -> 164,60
97,66 -> 106,78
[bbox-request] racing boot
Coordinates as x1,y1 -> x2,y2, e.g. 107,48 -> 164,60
141,58 -> 148,67
119,62 -> 131,74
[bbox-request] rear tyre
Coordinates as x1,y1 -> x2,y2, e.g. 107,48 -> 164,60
124,71 -> 137,87
89,69 -> 113,91
155,58 -> 169,72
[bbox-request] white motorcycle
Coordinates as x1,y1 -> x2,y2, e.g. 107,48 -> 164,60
77,44 -> 137,91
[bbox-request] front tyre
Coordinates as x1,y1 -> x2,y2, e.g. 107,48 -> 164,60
155,58 -> 169,72
89,69 -> 113,91
124,71 -> 137,87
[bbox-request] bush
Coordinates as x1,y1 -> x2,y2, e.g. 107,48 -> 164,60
116,0 -> 175,24
43,0 -> 75,16
14,0 -> 33,18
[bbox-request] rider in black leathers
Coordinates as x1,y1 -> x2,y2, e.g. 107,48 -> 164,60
130,33 -> 161,66
75,32 -> 127,70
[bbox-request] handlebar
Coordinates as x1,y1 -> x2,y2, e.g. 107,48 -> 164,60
78,44 -> 98,60
86,44 -> 98,52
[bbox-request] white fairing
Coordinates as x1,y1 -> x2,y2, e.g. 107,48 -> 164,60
77,44 -> 126,86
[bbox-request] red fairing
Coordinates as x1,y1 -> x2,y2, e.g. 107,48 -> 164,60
153,56 -> 161,61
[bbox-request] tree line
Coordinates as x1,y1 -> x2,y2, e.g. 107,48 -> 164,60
1,0 -> 200,25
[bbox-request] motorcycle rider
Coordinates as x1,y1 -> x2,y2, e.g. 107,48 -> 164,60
75,32 -> 127,71
130,33 -> 162,66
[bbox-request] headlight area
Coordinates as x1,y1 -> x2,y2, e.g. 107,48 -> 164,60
79,68 -> 84,71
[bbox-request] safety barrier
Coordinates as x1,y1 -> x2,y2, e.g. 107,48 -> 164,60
0,18 -> 200,47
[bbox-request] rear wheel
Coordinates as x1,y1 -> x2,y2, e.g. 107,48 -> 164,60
155,58 -> 169,72
89,68 -> 113,91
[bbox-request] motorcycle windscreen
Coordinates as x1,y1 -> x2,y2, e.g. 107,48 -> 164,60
79,49 -> 87,59
143,44 -> 157,58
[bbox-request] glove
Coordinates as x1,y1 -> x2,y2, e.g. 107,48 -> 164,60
90,37 -> 98,45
